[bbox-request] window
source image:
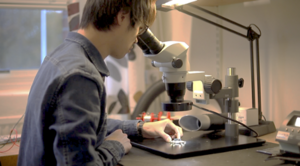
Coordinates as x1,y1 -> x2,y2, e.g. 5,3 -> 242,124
0,2 -> 69,137
0,8 -> 69,70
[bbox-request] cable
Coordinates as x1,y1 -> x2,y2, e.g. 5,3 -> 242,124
0,114 -> 24,149
192,104 -> 259,137
10,129 -> 20,147
0,129 -> 18,153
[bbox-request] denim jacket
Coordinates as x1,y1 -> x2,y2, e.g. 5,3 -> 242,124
18,32 -> 140,166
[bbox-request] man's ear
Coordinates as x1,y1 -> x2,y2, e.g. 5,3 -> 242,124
115,9 -> 129,25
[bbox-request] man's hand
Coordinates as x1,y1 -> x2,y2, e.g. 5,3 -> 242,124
141,119 -> 183,142
105,129 -> 132,154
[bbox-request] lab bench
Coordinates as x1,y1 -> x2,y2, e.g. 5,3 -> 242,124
0,132 -> 293,166
119,132 -> 293,166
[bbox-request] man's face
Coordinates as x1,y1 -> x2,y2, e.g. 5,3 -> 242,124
110,14 -> 143,59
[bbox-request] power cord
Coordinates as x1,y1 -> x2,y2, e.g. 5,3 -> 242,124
192,104 -> 259,137
0,129 -> 19,153
0,114 -> 24,150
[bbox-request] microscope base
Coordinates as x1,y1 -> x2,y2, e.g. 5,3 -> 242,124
239,121 -> 277,137
131,130 -> 265,159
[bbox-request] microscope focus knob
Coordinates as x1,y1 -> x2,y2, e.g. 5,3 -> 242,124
204,79 -> 222,94
238,78 -> 244,88
172,58 -> 183,68
186,81 -> 193,91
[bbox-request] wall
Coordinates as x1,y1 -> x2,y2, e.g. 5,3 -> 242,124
152,0 -> 300,128
219,0 -> 300,128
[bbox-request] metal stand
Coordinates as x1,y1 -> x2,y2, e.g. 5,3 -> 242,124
176,4 -> 276,136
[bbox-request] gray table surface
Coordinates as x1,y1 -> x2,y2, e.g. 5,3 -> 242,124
119,140 -> 293,166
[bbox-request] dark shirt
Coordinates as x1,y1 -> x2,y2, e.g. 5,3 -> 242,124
18,32 -> 140,166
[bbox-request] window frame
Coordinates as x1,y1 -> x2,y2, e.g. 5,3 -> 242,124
0,1 -> 67,10
0,1 -> 69,131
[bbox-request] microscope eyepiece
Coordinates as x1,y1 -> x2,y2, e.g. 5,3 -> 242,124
137,39 -> 151,54
137,29 -> 165,54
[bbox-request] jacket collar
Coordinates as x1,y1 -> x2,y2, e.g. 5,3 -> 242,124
65,32 -> 110,77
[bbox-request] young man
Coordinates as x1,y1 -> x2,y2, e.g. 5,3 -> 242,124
18,0 -> 183,165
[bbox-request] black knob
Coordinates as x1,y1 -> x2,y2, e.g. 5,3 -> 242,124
204,79 -> 222,94
186,81 -> 193,91
238,78 -> 244,88
172,58 -> 183,68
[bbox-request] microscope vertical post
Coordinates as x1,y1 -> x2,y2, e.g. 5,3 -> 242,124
224,68 -> 239,138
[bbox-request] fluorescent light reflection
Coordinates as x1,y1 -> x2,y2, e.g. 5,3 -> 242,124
163,0 -> 196,7
295,117 -> 300,127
